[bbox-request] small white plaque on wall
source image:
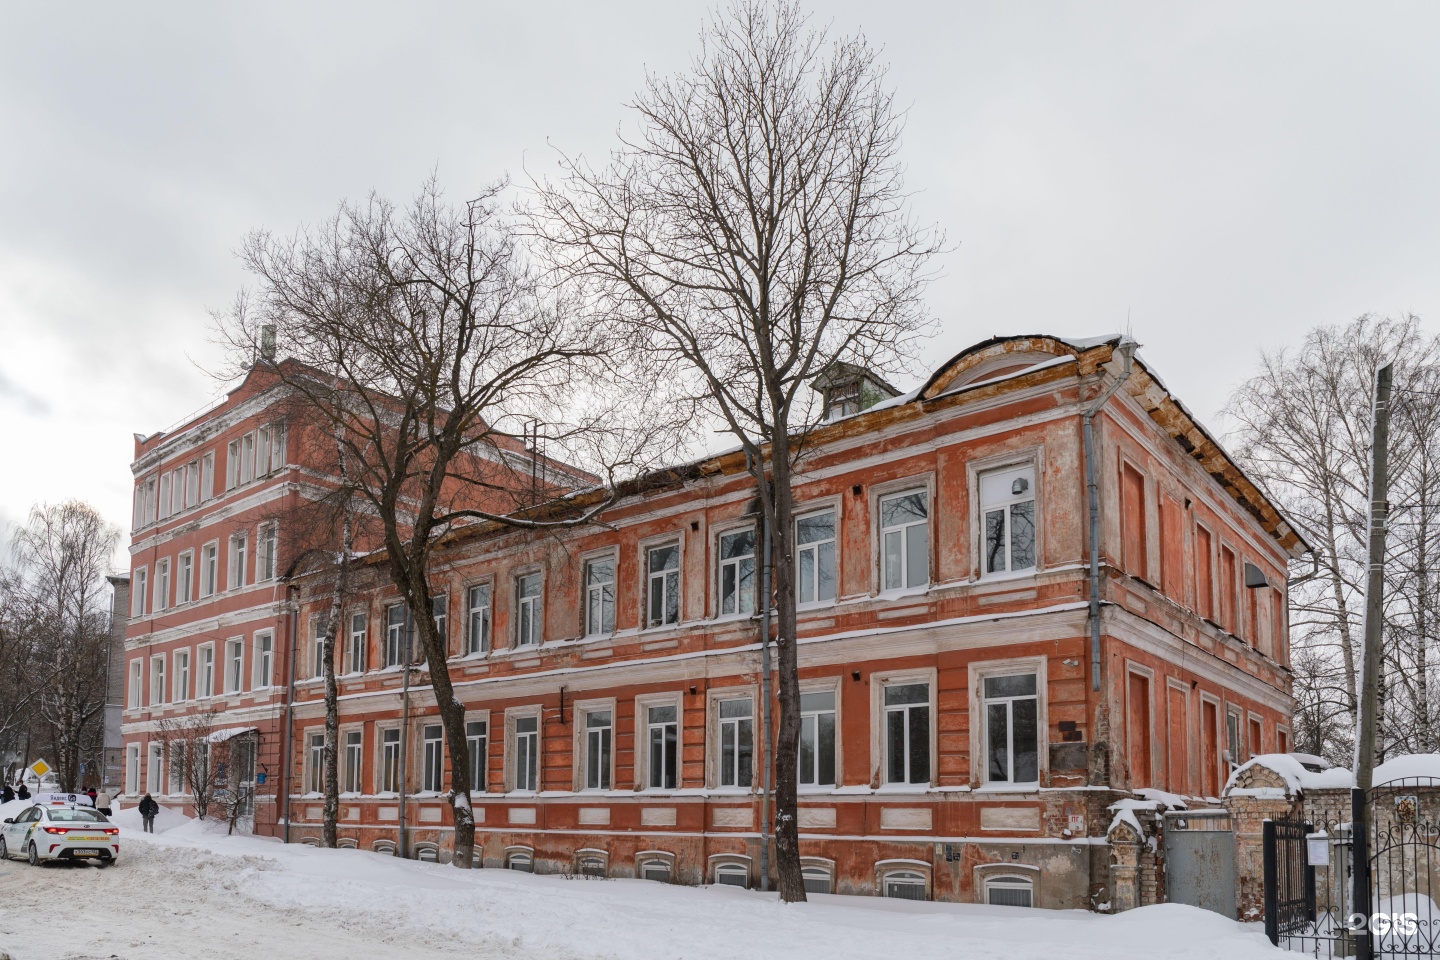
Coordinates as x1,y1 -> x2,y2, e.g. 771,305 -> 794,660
798,807 -> 837,829
879,807 -> 932,831
712,807 -> 751,828
578,807 -> 611,825
979,806 -> 1041,831
641,807 -> 677,827
377,806 -> 399,821
420,807 -> 442,823
508,807 -> 537,825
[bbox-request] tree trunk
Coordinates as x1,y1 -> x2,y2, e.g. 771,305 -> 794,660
321,442 -> 356,848
764,431 -> 806,902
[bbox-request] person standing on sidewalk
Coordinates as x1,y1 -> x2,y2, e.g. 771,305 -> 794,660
138,793 -> 159,833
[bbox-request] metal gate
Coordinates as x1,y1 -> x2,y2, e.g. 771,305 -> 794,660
1165,809 -> 1237,918
1263,782 -> 1440,958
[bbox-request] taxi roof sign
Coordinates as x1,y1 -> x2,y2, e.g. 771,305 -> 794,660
28,759 -> 51,778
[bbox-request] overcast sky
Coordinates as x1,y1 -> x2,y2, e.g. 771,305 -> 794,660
3,1 -> 1438,564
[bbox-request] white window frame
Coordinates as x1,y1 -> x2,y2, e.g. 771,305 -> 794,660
420,722 -> 444,793
168,740 -> 186,795
796,505 -> 839,607
968,656 -> 1048,790
711,857 -> 751,888
172,648 -> 190,703
979,866 -> 1040,908
306,730 -> 325,794
583,554 -> 617,637
200,452 -> 214,501
125,743 -> 140,794
346,610 -> 368,674
466,714 -> 489,794
200,541 -> 219,598
636,692 -> 682,792
177,550 -> 194,605
717,525 -> 758,618
342,728 -> 364,795
643,539 -> 681,628
507,707 -> 541,793
574,699 -> 617,792
378,726 -> 402,794
465,582 -> 492,656
127,659 -> 143,709
708,687 -> 756,790
184,458 -> 200,508
311,616 -> 329,679
147,742 -> 164,794
131,566 -> 148,618
149,655 -> 166,707
226,438 -> 241,489
253,630 -> 274,689
798,681 -> 840,789
871,668 -> 938,788
515,572 -> 543,648
197,643 -> 215,698
971,453 -> 1042,580
257,522 -> 278,582
228,533 -> 247,590
223,638 -> 244,694
873,478 -> 933,593
154,557 -> 171,612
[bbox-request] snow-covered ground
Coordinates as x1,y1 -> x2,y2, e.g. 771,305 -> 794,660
0,801 -> 1285,960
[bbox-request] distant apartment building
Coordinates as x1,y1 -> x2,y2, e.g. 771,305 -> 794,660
122,334 -> 1304,909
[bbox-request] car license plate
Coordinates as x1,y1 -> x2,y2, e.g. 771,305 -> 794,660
71,848 -> 101,856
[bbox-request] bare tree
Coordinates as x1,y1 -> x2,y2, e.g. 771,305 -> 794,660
1229,314 -> 1440,764
154,708 -> 223,819
219,178 -> 676,867
4,502 -> 118,790
533,0 -> 942,900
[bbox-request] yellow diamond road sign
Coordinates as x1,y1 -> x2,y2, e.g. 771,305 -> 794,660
28,759 -> 50,778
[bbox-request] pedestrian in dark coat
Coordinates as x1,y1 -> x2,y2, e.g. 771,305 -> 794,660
139,793 -> 159,833
0,784 -> 12,804
16,782 -> 29,801
86,787 -> 97,806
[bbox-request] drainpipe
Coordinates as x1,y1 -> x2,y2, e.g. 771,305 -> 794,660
1083,338 -> 1138,694
281,582 -> 299,843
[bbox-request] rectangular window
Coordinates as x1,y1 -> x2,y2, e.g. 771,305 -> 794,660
880,491 -> 929,590
1248,716 -> 1263,761
719,529 -> 756,616
466,584 -> 491,655
128,659 -> 142,708
385,603 -> 408,667
185,459 -> 200,508
717,698 -> 753,788
885,682 -> 932,785
380,728 -> 401,793
168,741 -> 186,794
177,551 -> 193,605
125,744 -> 140,795
224,639 -> 244,694
1127,672 -> 1152,789
240,432 -> 255,484
149,655 -> 166,706
226,439 -> 241,489
201,542 -> 218,598
173,649 -> 190,703
1226,709 -> 1242,764
422,723 -> 444,793
255,425 -> 272,478
171,467 -> 185,516
516,574 -> 542,647
312,619 -> 329,678
307,732 -> 324,794
198,645 -> 214,698
155,558 -> 171,612
799,690 -> 837,787
584,558 -> 616,636
1160,495 -> 1184,600
1220,546 -> 1238,633
269,422 -> 286,472
200,453 -> 214,501
431,593 -> 448,646
584,709 -> 612,790
981,465 -> 1036,576
347,611 -> 367,673
148,743 -> 164,794
131,567 -> 147,617
1121,463 -> 1148,578
646,704 -> 678,790
158,472 -> 172,520
982,674 -> 1036,785
257,524 -> 277,582
229,533 -> 247,589
513,715 -> 539,792
254,631 -> 274,689
344,730 -> 363,794
647,543 -> 680,626
1167,685 -> 1188,794
797,510 -> 837,605
466,720 -> 487,794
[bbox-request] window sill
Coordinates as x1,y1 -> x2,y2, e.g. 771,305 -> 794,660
973,782 -> 1041,795
874,783 -> 932,794
874,586 -> 930,602
973,569 -> 1040,587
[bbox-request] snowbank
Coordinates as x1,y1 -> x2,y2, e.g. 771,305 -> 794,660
111,801 -> 193,834
1373,754 -> 1440,786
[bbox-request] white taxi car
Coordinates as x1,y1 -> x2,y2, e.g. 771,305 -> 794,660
0,804 -> 119,866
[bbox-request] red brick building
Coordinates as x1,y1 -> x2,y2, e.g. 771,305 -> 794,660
122,334 -> 1305,909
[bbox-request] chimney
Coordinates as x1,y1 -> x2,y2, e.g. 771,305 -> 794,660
259,324 -> 277,363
